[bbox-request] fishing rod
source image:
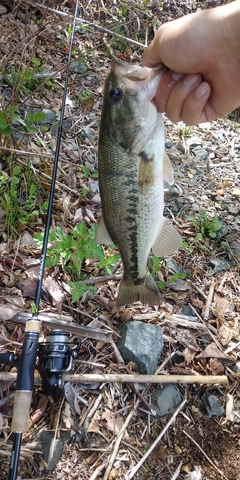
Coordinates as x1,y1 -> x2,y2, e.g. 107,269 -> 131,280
7,2 -> 79,479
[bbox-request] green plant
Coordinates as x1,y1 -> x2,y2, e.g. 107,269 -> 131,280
180,125 -> 192,137
189,210 -> 221,240
0,160 -> 47,237
34,222 -> 120,302
181,240 -> 195,255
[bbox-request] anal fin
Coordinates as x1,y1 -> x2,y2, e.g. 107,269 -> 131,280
152,218 -> 182,257
95,216 -> 113,245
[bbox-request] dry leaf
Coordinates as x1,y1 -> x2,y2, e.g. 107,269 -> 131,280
183,347 -> 196,365
214,294 -> 234,314
64,382 -> 81,415
102,408 -> 129,440
208,357 -> 225,375
87,410 -> 100,433
196,342 -> 226,359
31,395 -> 48,425
147,436 -> 167,462
44,276 -> 65,310
62,402 -> 73,429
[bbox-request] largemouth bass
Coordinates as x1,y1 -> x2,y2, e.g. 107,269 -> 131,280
96,57 -> 182,307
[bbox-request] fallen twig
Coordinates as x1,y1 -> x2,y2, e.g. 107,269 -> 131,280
188,280 -> 225,322
8,311 -> 113,343
127,399 -> 187,479
203,280 -> 215,320
170,461 -> 183,480
0,372 -> 228,385
189,303 -> 224,352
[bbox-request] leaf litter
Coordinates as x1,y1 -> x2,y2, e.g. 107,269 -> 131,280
0,0 -> 240,479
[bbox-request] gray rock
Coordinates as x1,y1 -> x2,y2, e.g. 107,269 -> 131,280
151,384 -> 183,417
171,350 -> 185,364
39,109 -> 55,124
201,392 -> 224,418
176,141 -> 185,153
117,321 -> 164,374
230,241 -> 240,256
181,305 -> 195,317
188,136 -> 203,148
233,361 -> 240,372
165,258 -> 184,274
165,141 -> 173,148
215,221 -> 229,239
192,146 -> 209,161
70,60 -> 86,73
210,258 -> 235,275
168,279 -> 188,292
39,431 -> 63,471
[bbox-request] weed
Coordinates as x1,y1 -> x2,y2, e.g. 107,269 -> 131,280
188,210 -> 221,239
180,125 -> 192,137
34,222 -> 120,303
0,159 -> 47,237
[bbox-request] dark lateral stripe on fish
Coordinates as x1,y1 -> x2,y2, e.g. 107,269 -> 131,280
128,230 -> 140,280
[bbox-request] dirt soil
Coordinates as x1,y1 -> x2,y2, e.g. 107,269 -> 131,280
0,1 -> 240,479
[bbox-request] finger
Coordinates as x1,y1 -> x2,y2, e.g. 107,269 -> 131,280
181,82 -> 215,125
142,40 -> 162,68
164,74 -> 203,123
153,71 -> 185,112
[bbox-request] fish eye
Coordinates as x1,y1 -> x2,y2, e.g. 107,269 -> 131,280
109,86 -> 122,103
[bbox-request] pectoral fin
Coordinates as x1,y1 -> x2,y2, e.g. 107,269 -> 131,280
152,218 -> 182,257
95,216 -> 113,245
163,151 -> 174,185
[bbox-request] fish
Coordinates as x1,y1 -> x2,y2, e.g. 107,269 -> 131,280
95,57 -> 182,307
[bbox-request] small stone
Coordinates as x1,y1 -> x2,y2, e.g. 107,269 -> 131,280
231,188 -> 240,198
40,109 -> 55,124
210,258 -> 234,274
70,60 -> 86,73
191,203 -> 200,212
201,392 -> 224,418
174,445 -> 182,455
176,141 -> 185,153
151,384 -> 183,417
216,189 -> 224,196
165,141 -> 173,148
228,205 -> 240,215
171,350 -> 185,364
182,464 -> 191,473
233,361 -> 240,372
188,135 -> 203,147
191,145 -> 209,161
168,279 -> 188,292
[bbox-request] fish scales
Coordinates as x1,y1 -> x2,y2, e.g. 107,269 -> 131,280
96,58 -> 182,307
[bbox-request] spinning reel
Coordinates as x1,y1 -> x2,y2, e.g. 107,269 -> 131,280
0,330 -> 81,401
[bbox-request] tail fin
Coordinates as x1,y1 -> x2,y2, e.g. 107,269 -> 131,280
117,272 -> 160,307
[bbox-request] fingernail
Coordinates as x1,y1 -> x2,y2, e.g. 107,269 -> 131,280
195,82 -> 210,99
171,72 -> 184,82
183,74 -> 201,88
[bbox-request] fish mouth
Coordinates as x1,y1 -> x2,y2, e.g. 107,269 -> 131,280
111,57 -> 166,100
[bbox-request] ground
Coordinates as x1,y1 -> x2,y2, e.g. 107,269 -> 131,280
0,1 -> 240,479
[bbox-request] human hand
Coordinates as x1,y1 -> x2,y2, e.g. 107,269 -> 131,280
142,2 -> 240,125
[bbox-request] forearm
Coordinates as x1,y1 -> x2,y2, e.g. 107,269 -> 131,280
214,1 -> 240,61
